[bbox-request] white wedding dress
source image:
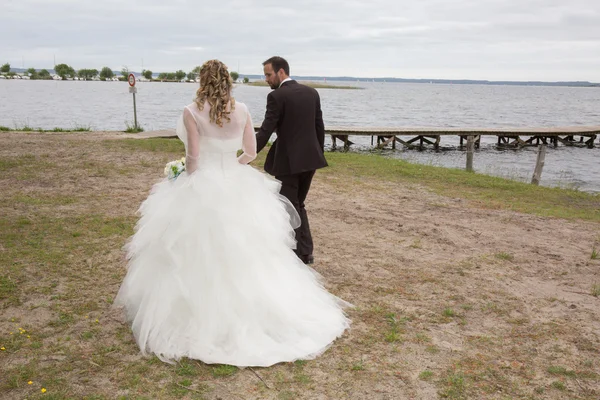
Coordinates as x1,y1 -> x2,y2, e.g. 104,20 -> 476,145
114,100 -> 350,367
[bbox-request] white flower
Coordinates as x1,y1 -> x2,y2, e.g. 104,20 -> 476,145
164,158 -> 186,180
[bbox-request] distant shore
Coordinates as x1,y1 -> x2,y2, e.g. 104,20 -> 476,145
0,76 -> 362,89
4,67 -> 597,88
246,81 -> 361,90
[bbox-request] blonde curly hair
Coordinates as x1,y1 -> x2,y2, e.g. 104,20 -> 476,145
194,59 -> 235,127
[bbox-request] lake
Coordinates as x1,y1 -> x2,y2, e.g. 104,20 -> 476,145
1,80 -> 599,192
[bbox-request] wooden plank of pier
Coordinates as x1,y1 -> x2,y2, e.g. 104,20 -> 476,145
324,126 -> 600,135
323,125 -> 600,150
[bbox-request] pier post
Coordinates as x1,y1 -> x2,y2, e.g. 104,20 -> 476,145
466,135 -> 474,172
531,145 -> 546,185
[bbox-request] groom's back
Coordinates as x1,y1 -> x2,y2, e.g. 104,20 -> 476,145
268,81 -> 327,175
275,82 -> 318,131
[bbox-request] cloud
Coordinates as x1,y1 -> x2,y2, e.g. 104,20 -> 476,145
1,0 -> 599,81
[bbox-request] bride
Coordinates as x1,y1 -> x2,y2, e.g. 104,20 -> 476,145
114,59 -> 351,367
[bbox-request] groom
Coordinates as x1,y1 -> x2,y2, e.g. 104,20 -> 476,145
256,56 -> 327,265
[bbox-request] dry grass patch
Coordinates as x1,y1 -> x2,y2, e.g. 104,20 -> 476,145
1,132 -> 599,399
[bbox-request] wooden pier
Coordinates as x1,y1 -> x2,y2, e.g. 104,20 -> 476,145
146,125 -> 600,151
142,125 -> 598,186
326,126 -> 600,150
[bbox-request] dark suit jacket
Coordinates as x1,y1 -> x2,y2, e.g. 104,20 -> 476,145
256,80 -> 327,176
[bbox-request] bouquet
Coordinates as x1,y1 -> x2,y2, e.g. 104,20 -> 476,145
164,157 -> 186,180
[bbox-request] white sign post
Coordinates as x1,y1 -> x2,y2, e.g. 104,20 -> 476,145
128,73 -> 138,130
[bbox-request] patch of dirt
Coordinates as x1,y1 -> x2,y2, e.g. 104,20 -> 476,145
1,131 -> 599,399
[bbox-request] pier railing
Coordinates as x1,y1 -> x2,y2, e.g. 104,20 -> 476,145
322,126 -> 600,150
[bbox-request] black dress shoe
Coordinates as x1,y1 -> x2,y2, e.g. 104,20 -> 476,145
300,254 -> 314,264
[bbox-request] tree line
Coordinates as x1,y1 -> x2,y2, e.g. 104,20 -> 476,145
2,63 -> 119,81
1,63 -> 247,82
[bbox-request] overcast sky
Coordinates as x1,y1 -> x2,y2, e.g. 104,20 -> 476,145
2,0 -> 599,82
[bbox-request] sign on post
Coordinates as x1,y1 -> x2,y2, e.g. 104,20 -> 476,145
128,73 -> 138,130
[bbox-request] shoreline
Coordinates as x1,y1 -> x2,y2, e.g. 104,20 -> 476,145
2,129 -> 599,193
2,130 -> 598,210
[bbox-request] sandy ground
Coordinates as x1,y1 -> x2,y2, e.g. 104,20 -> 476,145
1,131 -> 599,399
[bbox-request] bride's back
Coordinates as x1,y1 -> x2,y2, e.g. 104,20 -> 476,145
186,100 -> 248,144
181,99 -> 256,169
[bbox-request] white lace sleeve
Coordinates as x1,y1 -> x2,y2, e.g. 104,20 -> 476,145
183,106 -> 200,173
237,108 -> 257,164
175,113 -> 188,149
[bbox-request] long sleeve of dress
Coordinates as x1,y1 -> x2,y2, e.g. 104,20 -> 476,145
183,106 -> 200,174
237,109 -> 257,164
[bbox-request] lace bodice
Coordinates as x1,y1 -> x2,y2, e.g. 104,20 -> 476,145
179,101 -> 257,173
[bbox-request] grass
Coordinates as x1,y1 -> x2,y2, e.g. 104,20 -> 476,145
547,365 -> 577,377
439,371 -> 467,399
419,370 -> 434,381
211,364 -> 237,377
494,252 -> 514,261
0,125 -> 91,132
592,248 -> 598,259
384,313 -> 404,343
591,284 -> 600,297
1,134 -> 600,399
124,122 -> 144,133
351,360 -> 365,371
0,275 -> 18,303
17,124 -> 35,132
278,391 -> 297,400
442,308 -> 456,318
415,333 -> 432,343
175,359 -> 199,377
246,80 -> 362,89
50,125 -> 92,132
426,345 -> 440,354
480,302 -> 508,316
104,138 -> 184,153
436,355 -> 538,399
321,151 -> 600,222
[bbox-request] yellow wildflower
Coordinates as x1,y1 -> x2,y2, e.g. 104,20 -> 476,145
28,381 -> 33,385
1,346 -> 5,350
41,388 -> 47,393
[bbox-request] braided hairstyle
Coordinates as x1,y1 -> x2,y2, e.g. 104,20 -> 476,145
194,59 -> 235,127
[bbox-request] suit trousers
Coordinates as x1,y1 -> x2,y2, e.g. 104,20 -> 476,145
276,170 -> 316,258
